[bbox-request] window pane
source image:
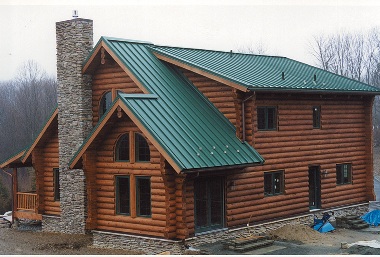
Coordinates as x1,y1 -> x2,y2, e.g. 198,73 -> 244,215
195,180 -> 208,227
257,108 -> 266,130
137,177 -> 151,216
264,173 -> 273,195
135,133 -> 150,162
116,177 -> 130,215
99,91 -> 112,117
273,172 -> 282,194
116,134 -> 129,161
313,106 -> 321,128
209,178 -> 223,225
53,168 -> 60,201
267,107 -> 276,129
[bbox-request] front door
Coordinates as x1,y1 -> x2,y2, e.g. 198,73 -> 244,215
194,176 -> 224,233
308,166 -> 321,209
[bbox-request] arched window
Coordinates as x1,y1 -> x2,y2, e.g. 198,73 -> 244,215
135,133 -> 150,162
99,91 -> 112,117
115,133 -> 130,161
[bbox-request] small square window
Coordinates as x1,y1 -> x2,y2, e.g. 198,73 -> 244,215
264,170 -> 284,196
336,164 -> 352,185
258,107 -> 277,131
313,106 -> 321,129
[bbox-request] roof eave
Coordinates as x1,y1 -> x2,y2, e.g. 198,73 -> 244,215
182,161 -> 264,174
249,87 -> 380,95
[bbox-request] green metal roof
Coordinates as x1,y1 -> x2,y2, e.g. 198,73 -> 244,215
150,46 -> 380,94
87,37 -> 264,171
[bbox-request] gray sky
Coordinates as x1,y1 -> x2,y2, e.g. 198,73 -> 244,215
2,0 -> 380,81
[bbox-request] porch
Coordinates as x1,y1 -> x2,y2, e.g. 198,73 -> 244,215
14,192 -> 42,220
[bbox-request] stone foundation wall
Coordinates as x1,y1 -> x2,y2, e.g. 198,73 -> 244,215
42,215 -> 62,233
93,231 -> 184,255
92,203 -> 368,254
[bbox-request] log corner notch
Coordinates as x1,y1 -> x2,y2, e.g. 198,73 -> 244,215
365,95 -> 375,201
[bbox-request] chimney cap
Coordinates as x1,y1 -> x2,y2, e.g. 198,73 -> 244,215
72,10 -> 78,18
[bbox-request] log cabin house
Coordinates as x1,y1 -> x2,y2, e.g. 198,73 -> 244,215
1,18 -> 380,252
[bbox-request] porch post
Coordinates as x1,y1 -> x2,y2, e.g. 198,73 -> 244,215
12,167 -> 17,224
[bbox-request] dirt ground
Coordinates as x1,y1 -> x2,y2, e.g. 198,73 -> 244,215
0,227 -> 142,255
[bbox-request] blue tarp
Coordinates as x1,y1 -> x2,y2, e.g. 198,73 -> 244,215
361,210 -> 380,226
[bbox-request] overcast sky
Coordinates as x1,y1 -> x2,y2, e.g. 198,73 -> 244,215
2,0 -> 380,81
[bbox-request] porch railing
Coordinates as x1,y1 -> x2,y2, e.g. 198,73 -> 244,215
16,192 -> 38,212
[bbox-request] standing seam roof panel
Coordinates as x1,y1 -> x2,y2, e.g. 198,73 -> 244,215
100,38 -> 264,170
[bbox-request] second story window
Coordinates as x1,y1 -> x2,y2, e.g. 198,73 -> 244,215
257,106 -> 277,131
99,91 -> 112,118
115,133 -> 130,161
313,106 -> 321,129
135,133 -> 150,162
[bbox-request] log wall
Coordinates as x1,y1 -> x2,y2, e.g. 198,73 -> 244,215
225,93 -> 374,227
180,68 -> 238,127
94,114 -> 167,237
92,62 -> 143,124
34,125 -> 61,216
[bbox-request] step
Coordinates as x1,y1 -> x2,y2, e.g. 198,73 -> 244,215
343,215 -> 360,220
352,223 -> 370,230
347,219 -> 367,225
234,240 -> 274,253
224,235 -> 268,249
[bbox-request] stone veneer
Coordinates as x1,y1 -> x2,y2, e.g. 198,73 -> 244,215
52,18 -> 93,234
92,203 -> 368,254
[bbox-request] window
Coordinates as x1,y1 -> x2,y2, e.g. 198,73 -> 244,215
53,168 -> 60,201
258,106 -> 277,130
135,133 -> 150,162
336,163 -> 352,185
99,91 -> 112,117
116,176 -> 130,215
115,133 -> 129,161
313,106 -> 321,129
264,170 -> 284,196
136,177 -> 151,217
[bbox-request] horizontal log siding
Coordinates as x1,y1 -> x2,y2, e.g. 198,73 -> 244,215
92,62 -> 143,124
35,127 -> 60,216
179,68 -> 237,127
225,94 -> 374,227
94,115 -> 166,237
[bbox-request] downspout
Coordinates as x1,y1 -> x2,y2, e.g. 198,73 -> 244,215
242,92 -> 255,142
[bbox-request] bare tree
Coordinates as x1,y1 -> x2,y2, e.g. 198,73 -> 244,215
0,60 -> 57,160
310,29 -> 380,145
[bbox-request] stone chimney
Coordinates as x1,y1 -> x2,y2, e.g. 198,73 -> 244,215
54,18 -> 93,234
